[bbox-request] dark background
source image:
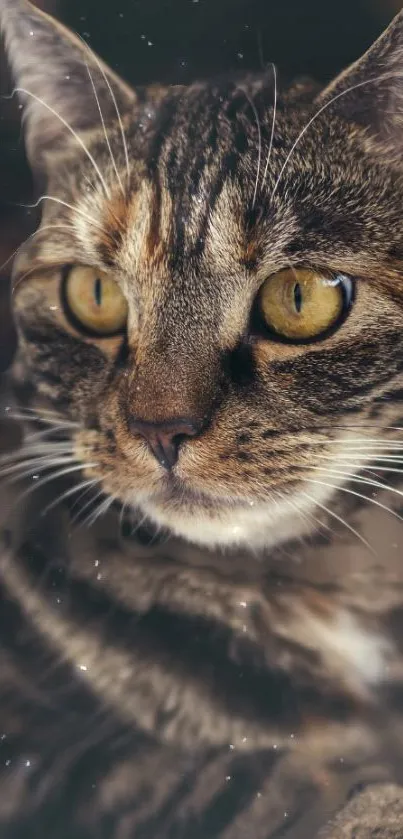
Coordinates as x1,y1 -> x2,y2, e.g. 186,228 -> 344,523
63,0 -> 402,86
0,0 -> 402,369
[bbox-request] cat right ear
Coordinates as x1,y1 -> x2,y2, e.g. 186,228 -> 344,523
317,9 -> 403,161
0,0 -> 136,172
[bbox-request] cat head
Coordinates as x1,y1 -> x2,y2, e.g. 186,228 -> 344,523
1,0 -> 403,549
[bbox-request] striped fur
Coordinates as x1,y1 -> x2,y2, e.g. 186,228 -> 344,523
0,1 -> 403,836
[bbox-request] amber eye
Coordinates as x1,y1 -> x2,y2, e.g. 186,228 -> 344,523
63,266 -> 128,336
258,267 -> 353,342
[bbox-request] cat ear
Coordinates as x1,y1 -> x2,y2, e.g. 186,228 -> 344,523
317,10 -> 403,154
0,0 -> 136,170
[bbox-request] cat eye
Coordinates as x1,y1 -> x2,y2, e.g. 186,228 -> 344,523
257,267 -> 353,343
62,266 -> 128,336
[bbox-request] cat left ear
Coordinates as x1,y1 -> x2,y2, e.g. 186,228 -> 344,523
317,10 -> 403,157
0,0 -> 136,171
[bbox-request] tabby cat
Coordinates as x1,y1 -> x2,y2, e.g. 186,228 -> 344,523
0,0 -> 403,836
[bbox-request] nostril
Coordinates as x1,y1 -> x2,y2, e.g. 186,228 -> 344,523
172,432 -> 191,449
128,417 -> 203,470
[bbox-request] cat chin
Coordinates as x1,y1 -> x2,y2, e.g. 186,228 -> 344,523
134,492 -> 318,550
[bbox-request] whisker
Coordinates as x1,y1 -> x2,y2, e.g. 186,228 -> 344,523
72,486 -> 106,526
0,449 -> 73,473
2,430 -> 73,448
363,468 -> 385,481
85,63 -> 125,197
285,493 -> 331,537
70,481 -> 99,510
9,410 -> 78,428
78,36 -> 130,185
261,62 -> 277,189
305,478 -> 403,524
271,71 -> 403,199
17,462 -> 97,503
25,424 -> 75,444
300,490 -> 374,554
310,466 -> 403,501
11,265 -> 43,295
119,499 -> 128,533
9,87 -> 111,198
18,196 -> 107,235
70,479 -> 105,514
341,424 -> 403,432
262,434 -> 403,449
321,454 -> 403,463
240,87 -> 262,210
293,441 -> 403,450
0,440 -> 73,466
41,478 -> 100,516
4,455 -> 77,482
85,493 -> 115,529
10,407 -> 65,419
0,223 -> 77,277
130,511 -> 151,540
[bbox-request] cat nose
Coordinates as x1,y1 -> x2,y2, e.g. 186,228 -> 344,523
129,417 -> 202,470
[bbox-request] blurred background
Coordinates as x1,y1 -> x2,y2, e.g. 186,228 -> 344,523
0,0 -> 402,369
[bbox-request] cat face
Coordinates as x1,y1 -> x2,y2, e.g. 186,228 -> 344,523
2,0 -> 403,548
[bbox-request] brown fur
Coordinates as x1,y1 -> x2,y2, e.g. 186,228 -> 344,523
0,1 -> 403,836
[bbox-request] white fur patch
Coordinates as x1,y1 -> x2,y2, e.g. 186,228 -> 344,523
331,612 -> 389,684
130,429 -> 377,551
299,608 -> 391,688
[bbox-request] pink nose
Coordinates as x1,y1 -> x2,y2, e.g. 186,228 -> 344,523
129,417 -> 202,470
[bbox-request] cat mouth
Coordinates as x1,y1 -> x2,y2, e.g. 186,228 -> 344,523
123,470 -> 308,548
155,475 -> 255,510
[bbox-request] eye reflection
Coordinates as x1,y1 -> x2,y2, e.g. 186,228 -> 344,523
258,267 -> 354,342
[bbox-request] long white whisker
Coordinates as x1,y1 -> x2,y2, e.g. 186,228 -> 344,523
309,466 -> 403,501
328,438 -> 403,445
264,438 -> 403,449
285,493 -> 330,536
240,88 -> 262,210
11,264 -> 44,296
18,196 -> 107,235
85,63 -> 125,197
18,462 -> 97,503
8,411 -> 73,428
119,499 -> 128,532
300,443 -> 403,451
305,478 -> 403,524
0,437 -> 72,454
341,424 -> 403,432
271,71 -> 403,199
72,486 -> 106,526
342,426 -> 403,431
129,514 -> 146,538
300,490 -> 374,554
25,425 -> 75,444
71,480 -> 101,511
0,223 -> 77,276
10,87 -> 111,198
129,511 -> 150,540
9,406 -> 61,418
4,455 -> 76,482
321,454 -> 403,463
0,447 -> 72,477
9,410 -> 78,428
42,478 -> 99,516
86,494 -> 115,529
261,62 -> 277,189
0,445 -> 73,470
77,37 -> 130,185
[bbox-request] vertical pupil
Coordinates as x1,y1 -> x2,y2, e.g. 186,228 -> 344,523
293,282 -> 302,313
94,277 -> 102,307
